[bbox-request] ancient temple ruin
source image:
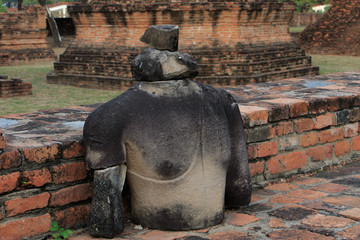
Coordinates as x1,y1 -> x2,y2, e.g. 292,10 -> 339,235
0,76 -> 32,98
47,0 -> 319,90
299,0 -> 360,56
0,6 -> 56,65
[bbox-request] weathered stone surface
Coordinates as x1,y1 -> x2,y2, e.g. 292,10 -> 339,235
84,79 -> 251,235
131,48 -> 198,81
270,205 -> 317,221
88,165 -> 126,238
140,25 -> 179,51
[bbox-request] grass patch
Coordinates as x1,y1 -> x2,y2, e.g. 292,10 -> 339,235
311,55 -> 360,75
0,62 -> 122,116
1,55 -> 359,116
289,26 -> 306,33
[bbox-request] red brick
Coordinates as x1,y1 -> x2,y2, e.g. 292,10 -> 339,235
276,121 -> 294,136
226,212 -> 260,227
268,151 -> 308,175
265,183 -> 299,192
23,144 -> 59,163
0,135 -> 8,149
338,224 -> 360,240
315,113 -> 334,129
307,145 -> 334,161
239,105 -> 269,127
284,189 -> 328,201
300,131 -> 319,147
278,136 -> 299,151
323,196 -> 360,208
293,178 -> 324,185
269,218 -> 286,228
54,204 -> 90,228
334,140 -> 351,157
267,229 -> 334,240
350,107 -> 360,122
328,95 -> 353,111
338,208 -> 360,221
270,195 -> 304,204
0,172 -> 20,194
302,214 -> 354,228
49,183 -> 93,207
137,230 -> 188,240
208,231 -> 251,240
249,161 -> 265,177
52,162 -> 88,184
22,168 -> 52,187
320,127 -> 345,143
62,141 -> 84,159
344,122 -> 359,137
0,148 -> 22,170
308,98 -> 328,115
247,141 -> 278,160
5,192 -> 50,217
352,135 -> 360,151
289,100 -> 308,118
312,183 -> 349,193
295,118 -> 314,133
0,214 -> 51,240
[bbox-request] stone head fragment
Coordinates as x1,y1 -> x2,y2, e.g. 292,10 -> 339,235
140,24 -> 179,51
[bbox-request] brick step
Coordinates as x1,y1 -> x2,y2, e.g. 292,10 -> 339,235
196,66 -> 320,85
59,47 -> 304,64
53,62 -> 132,78
54,55 -> 313,78
197,56 -> 312,76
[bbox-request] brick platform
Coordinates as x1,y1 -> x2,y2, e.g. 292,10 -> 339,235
0,76 -> 32,98
0,6 -> 56,65
47,0 -> 318,90
1,72 -> 359,239
299,0 -> 360,56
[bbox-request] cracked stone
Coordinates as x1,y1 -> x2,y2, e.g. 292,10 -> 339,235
270,205 -> 317,221
301,214 -> 354,228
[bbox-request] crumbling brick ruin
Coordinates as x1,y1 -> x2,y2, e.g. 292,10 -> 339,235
0,6 -> 56,65
47,0 -> 319,90
299,0 -> 360,55
0,76 -> 32,98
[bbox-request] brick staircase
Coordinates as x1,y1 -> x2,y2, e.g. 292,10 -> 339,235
48,42 -> 318,90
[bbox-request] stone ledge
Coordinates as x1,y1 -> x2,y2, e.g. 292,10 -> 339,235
0,72 -> 359,239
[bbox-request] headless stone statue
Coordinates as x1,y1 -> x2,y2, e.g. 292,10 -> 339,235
83,25 -> 252,238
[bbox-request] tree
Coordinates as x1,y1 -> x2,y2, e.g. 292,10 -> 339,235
0,0 -> 7,12
278,0 -> 331,12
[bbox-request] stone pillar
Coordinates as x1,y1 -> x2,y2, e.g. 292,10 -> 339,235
47,0 -> 318,90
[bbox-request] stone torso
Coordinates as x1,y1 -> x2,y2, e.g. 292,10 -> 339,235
84,80 -> 234,229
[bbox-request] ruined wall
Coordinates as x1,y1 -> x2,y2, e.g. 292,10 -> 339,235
0,6 -> 56,65
0,76 -> 32,98
290,12 -> 323,27
299,0 -> 360,55
1,72 -> 360,239
48,0 -> 318,90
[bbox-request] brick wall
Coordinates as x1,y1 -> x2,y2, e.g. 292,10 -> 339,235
290,12 -> 324,27
47,0 -> 318,90
299,0 -> 360,55
0,76 -> 32,98
0,141 -> 91,239
1,72 -> 360,239
0,6 -> 56,65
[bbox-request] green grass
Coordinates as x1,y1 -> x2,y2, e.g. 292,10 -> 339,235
1,54 -> 360,116
289,26 -> 306,33
311,55 -> 360,75
0,62 -> 122,116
